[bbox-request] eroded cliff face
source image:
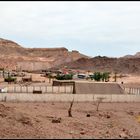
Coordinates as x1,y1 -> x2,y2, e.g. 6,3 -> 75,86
26,47 -> 68,57
0,38 -> 89,71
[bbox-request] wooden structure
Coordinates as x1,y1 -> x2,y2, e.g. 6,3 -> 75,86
52,80 -> 75,93
22,76 -> 32,82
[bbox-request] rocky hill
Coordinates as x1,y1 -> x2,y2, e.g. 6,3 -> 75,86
59,56 -> 140,74
0,38 -> 89,70
123,51 -> 140,58
0,38 -> 27,56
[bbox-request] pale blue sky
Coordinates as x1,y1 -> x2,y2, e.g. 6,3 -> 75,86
0,1 -> 140,57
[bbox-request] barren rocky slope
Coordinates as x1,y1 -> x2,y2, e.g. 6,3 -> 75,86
123,51 -> 140,58
59,56 -> 140,74
0,38 -> 89,70
1,38 -> 140,74
0,102 -> 139,139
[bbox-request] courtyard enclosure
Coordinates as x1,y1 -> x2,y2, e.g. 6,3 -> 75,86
7,85 -> 73,94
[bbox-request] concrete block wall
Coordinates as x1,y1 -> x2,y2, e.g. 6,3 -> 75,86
7,86 -> 73,94
0,93 -> 140,102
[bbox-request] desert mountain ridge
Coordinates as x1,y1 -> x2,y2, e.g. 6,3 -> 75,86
0,38 -> 90,70
1,38 -> 140,74
122,52 -> 140,58
59,56 -> 140,74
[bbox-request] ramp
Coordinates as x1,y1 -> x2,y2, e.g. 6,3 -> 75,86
75,82 -> 124,94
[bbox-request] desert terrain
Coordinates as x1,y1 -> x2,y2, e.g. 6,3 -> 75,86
1,1 -> 140,139
0,38 -> 140,139
0,72 -> 140,139
0,102 -> 139,139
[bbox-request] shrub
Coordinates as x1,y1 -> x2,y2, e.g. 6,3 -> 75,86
4,76 -> 16,83
102,72 -> 110,82
56,74 -> 73,80
89,75 -> 94,80
93,72 -> 110,82
93,72 -> 102,81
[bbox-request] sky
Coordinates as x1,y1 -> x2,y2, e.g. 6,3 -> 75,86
0,1 -> 140,57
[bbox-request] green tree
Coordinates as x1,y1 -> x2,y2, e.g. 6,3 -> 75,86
93,72 -> 102,81
89,74 -> 94,80
56,74 -> 73,80
102,72 -> 110,82
4,76 -> 16,83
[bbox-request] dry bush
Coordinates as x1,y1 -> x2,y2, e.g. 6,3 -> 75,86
68,98 -> 74,117
93,97 -> 106,111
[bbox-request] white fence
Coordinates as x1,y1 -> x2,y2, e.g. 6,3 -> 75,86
7,85 -> 73,94
0,93 -> 140,102
124,87 -> 140,95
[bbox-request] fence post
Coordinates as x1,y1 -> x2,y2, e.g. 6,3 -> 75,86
126,88 -> 128,94
133,88 -> 134,94
127,88 -> 129,94
7,87 -> 8,93
27,86 -> 28,93
63,86 -> 65,93
33,86 -> 35,93
70,86 -> 72,94
20,86 -> 22,93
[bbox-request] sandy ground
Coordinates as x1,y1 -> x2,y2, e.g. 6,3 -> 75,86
0,73 -> 140,139
0,102 -> 140,139
1,73 -> 140,86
